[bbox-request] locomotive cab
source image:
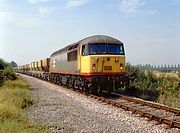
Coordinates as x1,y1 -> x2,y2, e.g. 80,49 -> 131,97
78,35 -> 126,92
80,43 -> 125,74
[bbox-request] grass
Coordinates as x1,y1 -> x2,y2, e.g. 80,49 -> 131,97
0,78 -> 48,133
158,94 -> 180,108
156,75 -> 180,108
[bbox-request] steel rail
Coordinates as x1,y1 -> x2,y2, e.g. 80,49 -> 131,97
111,92 -> 180,115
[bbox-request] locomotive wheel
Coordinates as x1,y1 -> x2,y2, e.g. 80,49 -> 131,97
83,82 -> 90,94
84,86 -> 90,95
72,78 -> 76,90
97,84 -> 102,94
55,75 -> 58,84
66,76 -> 70,88
89,85 -> 94,94
59,75 -> 62,85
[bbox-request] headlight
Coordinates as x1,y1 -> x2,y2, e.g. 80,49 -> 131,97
120,63 -> 123,70
92,64 -> 96,70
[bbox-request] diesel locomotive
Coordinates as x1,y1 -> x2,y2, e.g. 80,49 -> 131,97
17,35 -> 126,93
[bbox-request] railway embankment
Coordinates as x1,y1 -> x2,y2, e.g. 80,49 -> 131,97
22,74 -> 179,133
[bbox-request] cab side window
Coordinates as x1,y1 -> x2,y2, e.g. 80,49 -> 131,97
82,45 -> 89,56
82,45 -> 85,56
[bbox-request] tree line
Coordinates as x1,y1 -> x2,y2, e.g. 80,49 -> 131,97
137,64 -> 180,72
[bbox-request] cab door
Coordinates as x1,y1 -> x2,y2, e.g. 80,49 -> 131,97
79,45 -> 91,73
77,45 -> 81,73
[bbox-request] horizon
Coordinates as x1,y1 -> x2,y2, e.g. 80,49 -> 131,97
0,0 -> 180,65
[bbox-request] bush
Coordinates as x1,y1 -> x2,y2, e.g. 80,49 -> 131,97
0,70 -> 4,86
124,63 -> 180,108
124,63 -> 159,100
0,59 -> 9,70
3,66 -> 16,80
157,76 -> 180,108
0,59 -> 17,86
125,63 -> 140,82
158,76 -> 179,94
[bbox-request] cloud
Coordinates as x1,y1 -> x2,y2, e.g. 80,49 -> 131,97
38,7 -> 53,15
0,11 -> 39,28
106,4 -> 117,10
16,17 -> 39,28
0,11 -> 15,24
120,0 -> 145,13
66,0 -> 89,8
28,0 -> 48,4
170,0 -> 180,4
147,10 -> 159,16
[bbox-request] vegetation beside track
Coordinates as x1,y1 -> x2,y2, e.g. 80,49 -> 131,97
124,63 -> 180,108
0,58 -> 17,87
0,59 -> 47,133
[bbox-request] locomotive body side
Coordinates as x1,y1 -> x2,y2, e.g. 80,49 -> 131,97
50,48 -> 78,74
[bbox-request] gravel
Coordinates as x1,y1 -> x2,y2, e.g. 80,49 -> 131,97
21,74 -> 180,133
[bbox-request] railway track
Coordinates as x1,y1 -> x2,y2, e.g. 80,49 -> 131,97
87,93 -> 180,129
19,73 -> 180,129
112,93 -> 180,115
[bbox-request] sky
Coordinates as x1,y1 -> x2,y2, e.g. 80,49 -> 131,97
0,0 -> 180,65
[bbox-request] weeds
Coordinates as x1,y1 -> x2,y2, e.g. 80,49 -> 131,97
0,78 -> 48,133
178,71 -> 180,78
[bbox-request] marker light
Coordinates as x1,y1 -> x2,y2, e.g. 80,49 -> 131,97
95,57 -> 99,62
115,58 -> 119,62
107,57 -> 110,61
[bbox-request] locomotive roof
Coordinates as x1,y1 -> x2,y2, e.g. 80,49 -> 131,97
80,35 -> 123,45
51,35 -> 123,57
